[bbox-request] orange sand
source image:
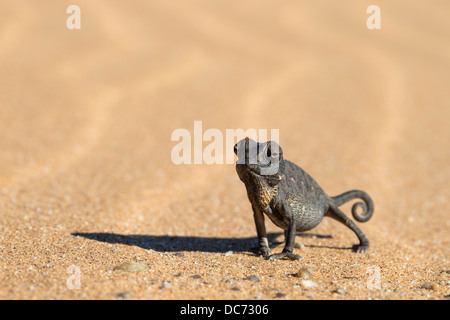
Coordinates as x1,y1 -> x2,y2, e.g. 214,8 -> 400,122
0,0 -> 448,300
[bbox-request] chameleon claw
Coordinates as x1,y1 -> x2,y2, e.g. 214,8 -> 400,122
260,247 -> 273,257
268,251 -> 302,261
352,243 -> 369,253
251,246 -> 273,257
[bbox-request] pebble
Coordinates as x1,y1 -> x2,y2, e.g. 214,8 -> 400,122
225,251 -> 233,256
333,288 -> 347,295
244,275 -> 260,282
421,282 -> 436,290
115,292 -> 130,299
113,262 -> 149,273
295,266 -> 314,279
299,280 -> 318,289
160,281 -> 172,289
274,292 -> 286,298
190,274 -> 202,279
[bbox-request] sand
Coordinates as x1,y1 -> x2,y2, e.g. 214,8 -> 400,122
0,0 -> 449,300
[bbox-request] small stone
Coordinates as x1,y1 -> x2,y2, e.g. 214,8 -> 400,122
190,274 -> 202,279
274,292 -> 286,298
113,261 -> 149,273
231,286 -> 240,291
115,292 -> 130,299
295,266 -> 314,279
160,281 -> 171,289
244,275 -> 260,282
421,282 -> 436,290
333,288 -> 347,295
299,280 -> 317,289
225,251 -> 233,256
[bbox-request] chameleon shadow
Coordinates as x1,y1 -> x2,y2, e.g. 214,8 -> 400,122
71,232 -> 338,253
71,232 -> 275,253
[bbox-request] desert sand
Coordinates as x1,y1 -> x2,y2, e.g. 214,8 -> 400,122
0,0 -> 449,300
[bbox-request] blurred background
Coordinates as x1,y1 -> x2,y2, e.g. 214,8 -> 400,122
0,0 -> 448,299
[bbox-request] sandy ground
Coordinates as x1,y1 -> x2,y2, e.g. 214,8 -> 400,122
0,0 -> 449,300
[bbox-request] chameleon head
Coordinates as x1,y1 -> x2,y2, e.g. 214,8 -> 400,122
234,137 -> 283,176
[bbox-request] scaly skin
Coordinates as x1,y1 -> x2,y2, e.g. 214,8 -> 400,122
234,138 -> 374,260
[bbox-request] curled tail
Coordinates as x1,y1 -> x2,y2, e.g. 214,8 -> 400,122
331,190 -> 374,222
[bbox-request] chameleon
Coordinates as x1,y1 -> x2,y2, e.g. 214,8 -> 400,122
234,137 -> 374,260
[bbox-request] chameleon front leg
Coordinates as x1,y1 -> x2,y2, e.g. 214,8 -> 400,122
252,205 -> 272,257
270,230 -> 303,249
268,204 -> 302,261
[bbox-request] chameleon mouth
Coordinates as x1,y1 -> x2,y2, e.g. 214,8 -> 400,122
236,161 -> 280,177
234,161 -> 262,175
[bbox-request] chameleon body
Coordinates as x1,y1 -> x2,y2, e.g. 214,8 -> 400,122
234,138 -> 374,260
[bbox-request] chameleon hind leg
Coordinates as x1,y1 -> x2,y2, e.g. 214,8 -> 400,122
326,205 -> 370,252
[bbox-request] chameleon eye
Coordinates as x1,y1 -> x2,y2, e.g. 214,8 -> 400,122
267,146 -> 278,158
266,141 -> 281,159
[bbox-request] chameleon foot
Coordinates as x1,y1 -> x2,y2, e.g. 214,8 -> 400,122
352,243 -> 369,253
250,246 -> 273,257
268,251 -> 302,261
